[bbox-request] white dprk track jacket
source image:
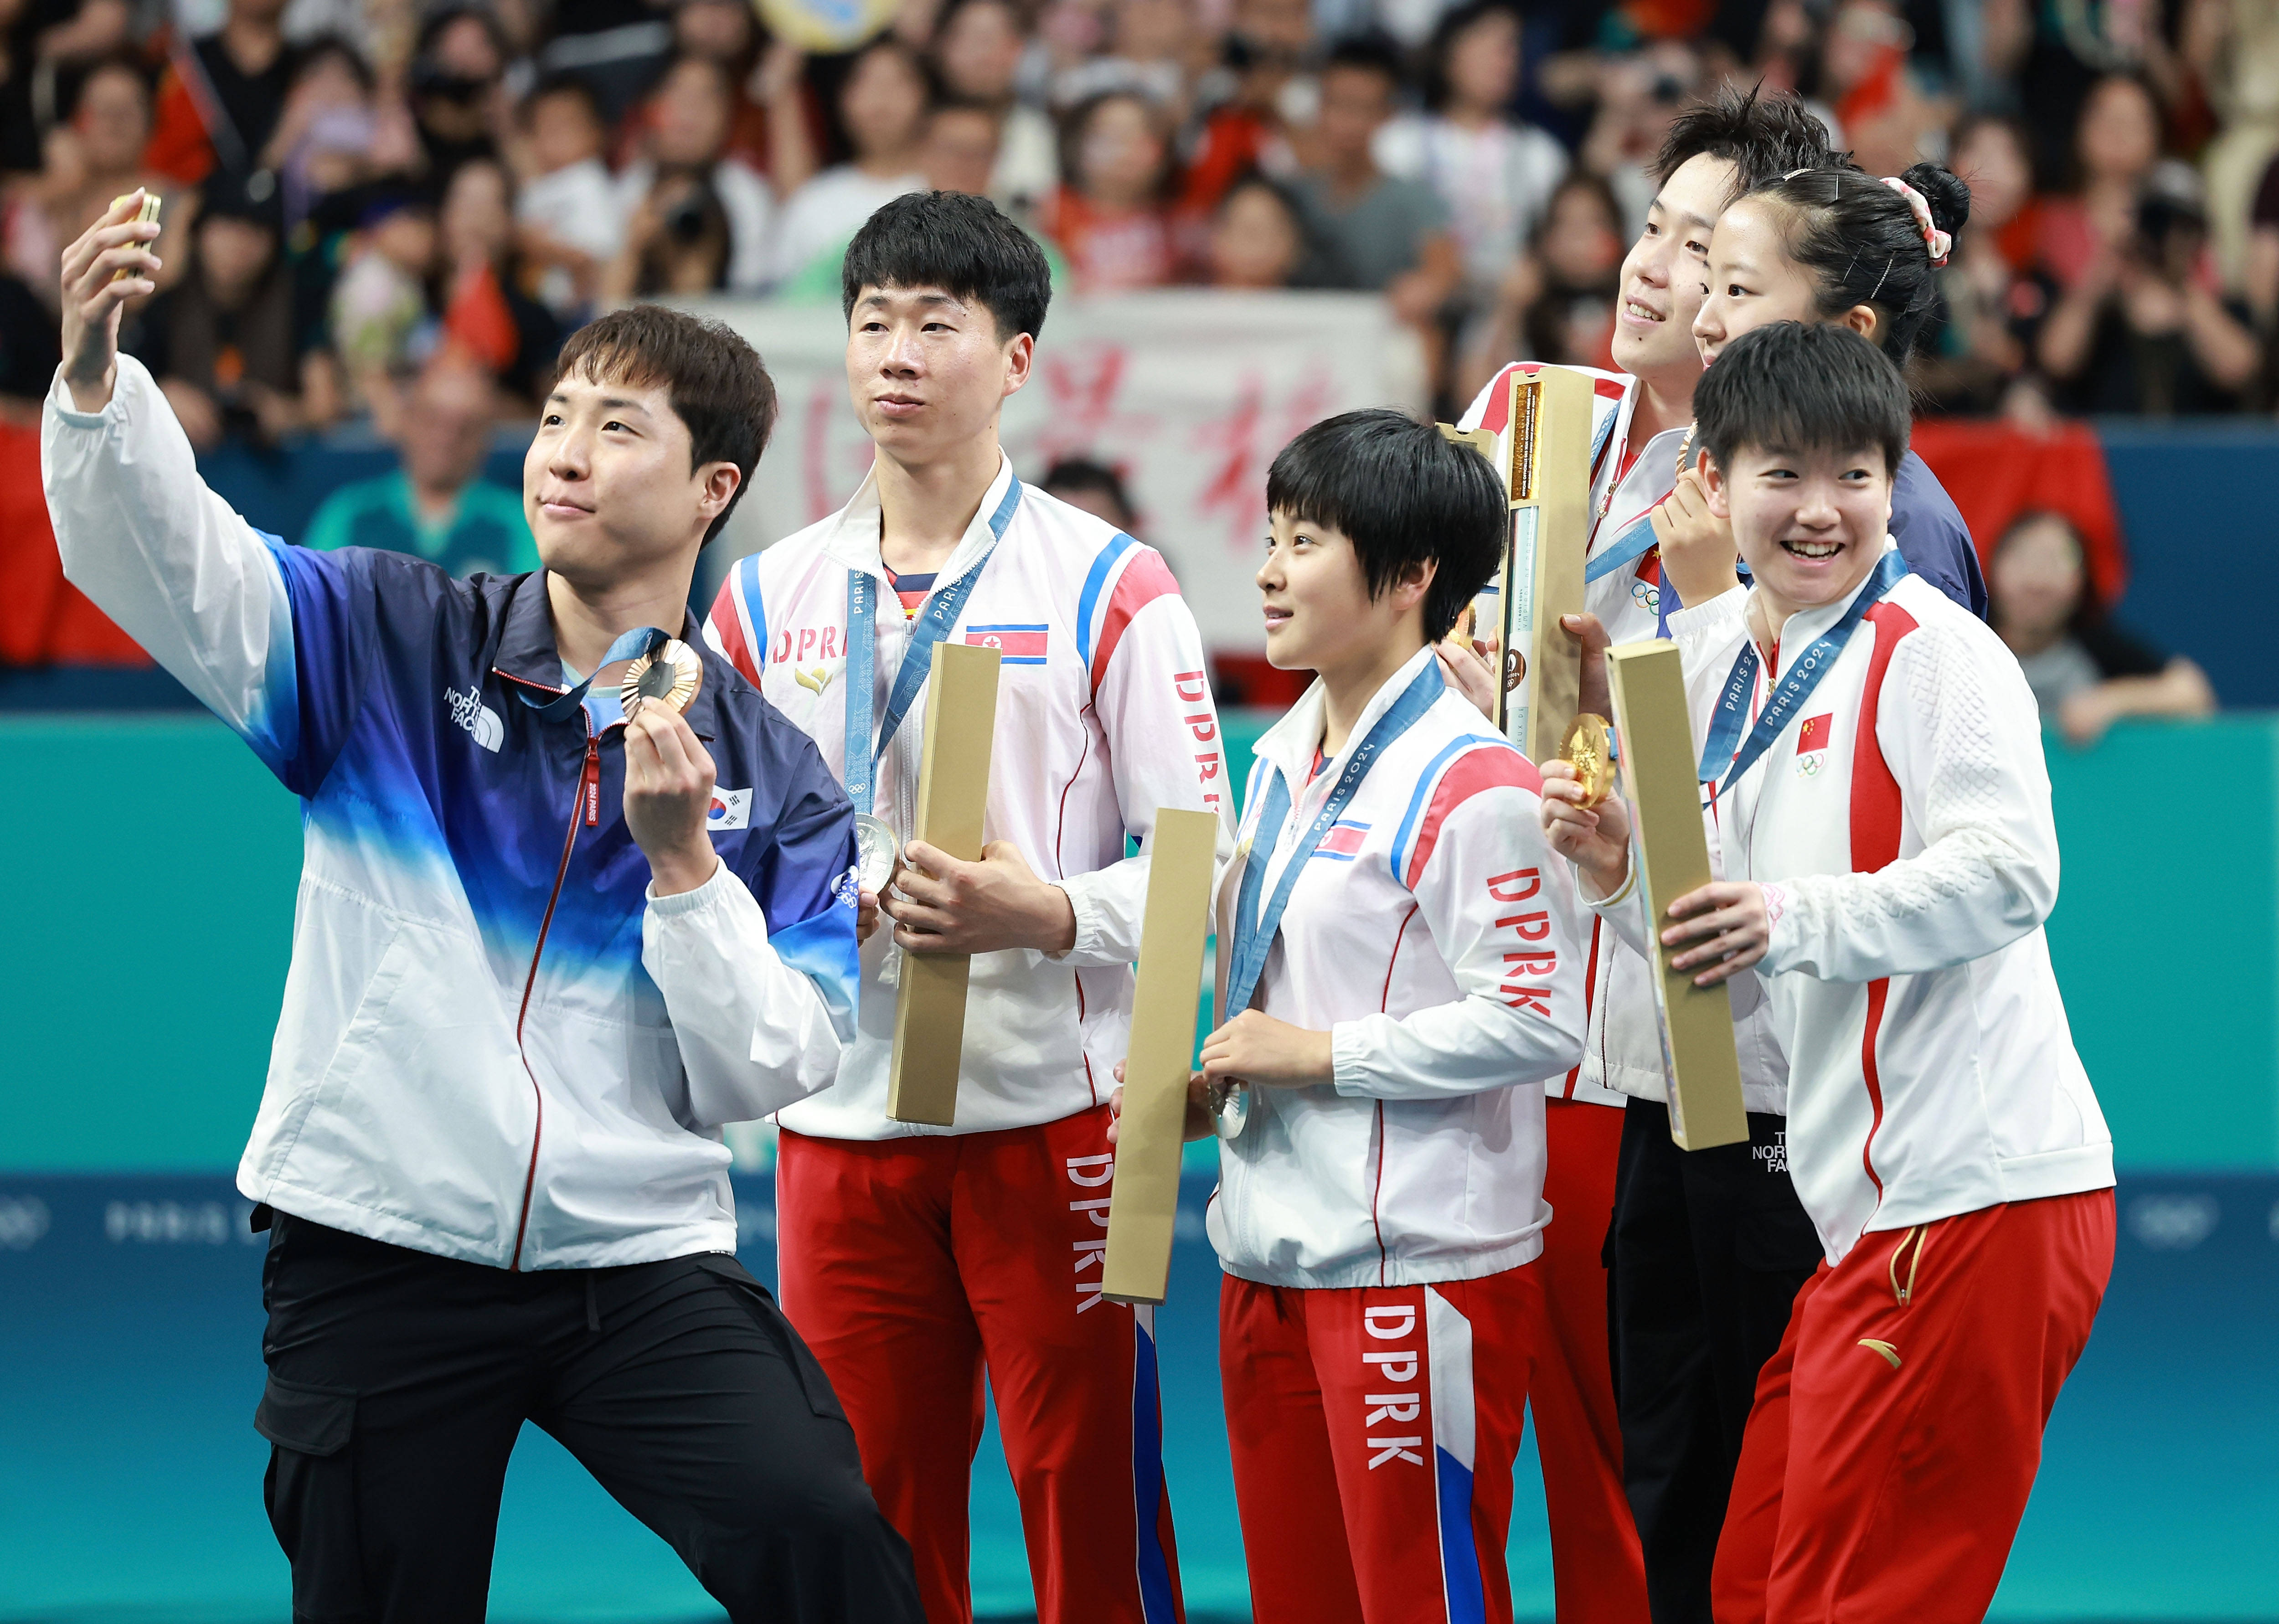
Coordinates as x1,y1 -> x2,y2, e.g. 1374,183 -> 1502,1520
1456,363 -> 1785,1114
706,454 -> 1235,1139
1206,648 -> 1587,1290
1594,550 -> 2115,1263
44,357 -> 857,1270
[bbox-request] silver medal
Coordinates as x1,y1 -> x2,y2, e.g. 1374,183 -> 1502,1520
854,813 -> 900,895
1212,1078 -> 1249,1140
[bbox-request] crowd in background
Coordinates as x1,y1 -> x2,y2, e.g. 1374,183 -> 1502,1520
0,0 -> 2267,722
8,0 -> 2279,435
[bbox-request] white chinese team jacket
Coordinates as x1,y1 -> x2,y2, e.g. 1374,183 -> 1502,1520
1456,364 -> 1786,1114
1594,548 -> 2114,1262
1206,647 -> 1586,1290
706,453 -> 1234,1139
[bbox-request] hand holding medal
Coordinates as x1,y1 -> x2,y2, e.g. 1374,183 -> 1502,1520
1538,713 -> 1632,902
1558,712 -> 1616,807
620,637 -> 703,718
621,638 -> 721,897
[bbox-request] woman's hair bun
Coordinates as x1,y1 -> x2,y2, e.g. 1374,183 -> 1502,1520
1901,161 -> 1972,238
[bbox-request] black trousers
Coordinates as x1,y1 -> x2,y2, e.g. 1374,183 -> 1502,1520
254,1212 -> 923,1624
1608,1099 -> 1825,1624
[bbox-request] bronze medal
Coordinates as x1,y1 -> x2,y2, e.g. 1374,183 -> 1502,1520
621,638 -> 702,717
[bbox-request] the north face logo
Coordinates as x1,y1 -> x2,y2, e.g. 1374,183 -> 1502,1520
447,684 -> 503,752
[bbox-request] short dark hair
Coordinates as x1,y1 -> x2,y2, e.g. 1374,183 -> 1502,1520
1267,409 -> 1506,644
1738,162 -> 1971,362
1693,321 -> 1910,479
841,189 -> 1053,343
524,70 -> 603,126
842,33 -> 937,119
552,305 -> 777,546
1058,89 -> 1171,199
291,33 -> 375,95
1323,31 -> 1404,86
1423,2 -> 1519,113
1040,456 -> 1138,531
1651,82 -> 1834,206
65,49 -> 154,121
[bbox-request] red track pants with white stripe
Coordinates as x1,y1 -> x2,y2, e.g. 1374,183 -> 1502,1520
1711,1189 -> 2115,1624
1529,1097 -> 1650,1623
776,1108 -> 1182,1624
1221,1264 -> 1541,1624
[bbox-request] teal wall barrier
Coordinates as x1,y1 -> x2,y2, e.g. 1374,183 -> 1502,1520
4,710 -> 2270,1172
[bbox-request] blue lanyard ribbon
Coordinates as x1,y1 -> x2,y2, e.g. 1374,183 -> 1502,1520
1224,659 -> 1444,1018
1584,512 -> 1659,585
842,476 -> 1022,812
516,625 -> 672,723
1587,401 -> 1618,481
1697,549 -> 1909,795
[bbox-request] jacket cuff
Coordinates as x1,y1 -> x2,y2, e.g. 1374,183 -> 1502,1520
1757,881 -> 1798,974
1048,876 -> 1099,964
645,855 -> 734,918
1582,860 -> 1638,912
1668,584 -> 1748,641
1328,1021 -> 1378,1096
46,358 -> 134,428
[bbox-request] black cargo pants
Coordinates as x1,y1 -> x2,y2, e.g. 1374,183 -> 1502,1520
254,1211 -> 923,1624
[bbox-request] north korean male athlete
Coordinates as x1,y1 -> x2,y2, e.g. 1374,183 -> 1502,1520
45,194 -> 920,1623
706,189 -> 1229,1624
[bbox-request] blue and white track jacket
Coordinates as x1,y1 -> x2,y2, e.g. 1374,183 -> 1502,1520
44,357 -> 859,1270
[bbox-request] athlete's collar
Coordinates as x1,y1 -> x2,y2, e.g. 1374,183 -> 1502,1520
819,451 -> 1019,582
1749,534 -> 1901,652
1252,643 -> 1442,789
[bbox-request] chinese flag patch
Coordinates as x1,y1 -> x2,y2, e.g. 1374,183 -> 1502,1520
1797,713 -> 1832,753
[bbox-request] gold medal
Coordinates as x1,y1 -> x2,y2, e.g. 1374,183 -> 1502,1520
1559,712 -> 1616,808
620,638 -> 702,717
111,191 -> 161,282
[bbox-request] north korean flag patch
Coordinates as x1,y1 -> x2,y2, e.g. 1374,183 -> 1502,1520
1313,820 -> 1370,861
964,624 -> 1049,665
1795,713 -> 1833,778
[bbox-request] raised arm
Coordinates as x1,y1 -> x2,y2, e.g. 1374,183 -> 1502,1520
44,194 -> 311,777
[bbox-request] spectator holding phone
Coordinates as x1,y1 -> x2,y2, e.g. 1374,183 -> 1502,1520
2037,161 -> 2260,414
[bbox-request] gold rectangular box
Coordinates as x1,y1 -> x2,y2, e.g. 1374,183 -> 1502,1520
1605,639 -> 1748,1151
1100,808 -> 1221,1306
1441,366 -> 1593,763
886,640 -> 1001,1127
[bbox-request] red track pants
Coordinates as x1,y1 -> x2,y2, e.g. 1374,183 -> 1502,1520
1529,1097 -> 1650,1624
776,1108 -> 1181,1624
1221,1264 -> 1541,1624
1711,1189 -> 2115,1624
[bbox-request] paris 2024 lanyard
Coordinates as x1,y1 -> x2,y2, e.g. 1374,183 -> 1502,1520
840,476 -> 1022,815
1697,547 -> 1910,798
1215,656 -> 1444,1138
